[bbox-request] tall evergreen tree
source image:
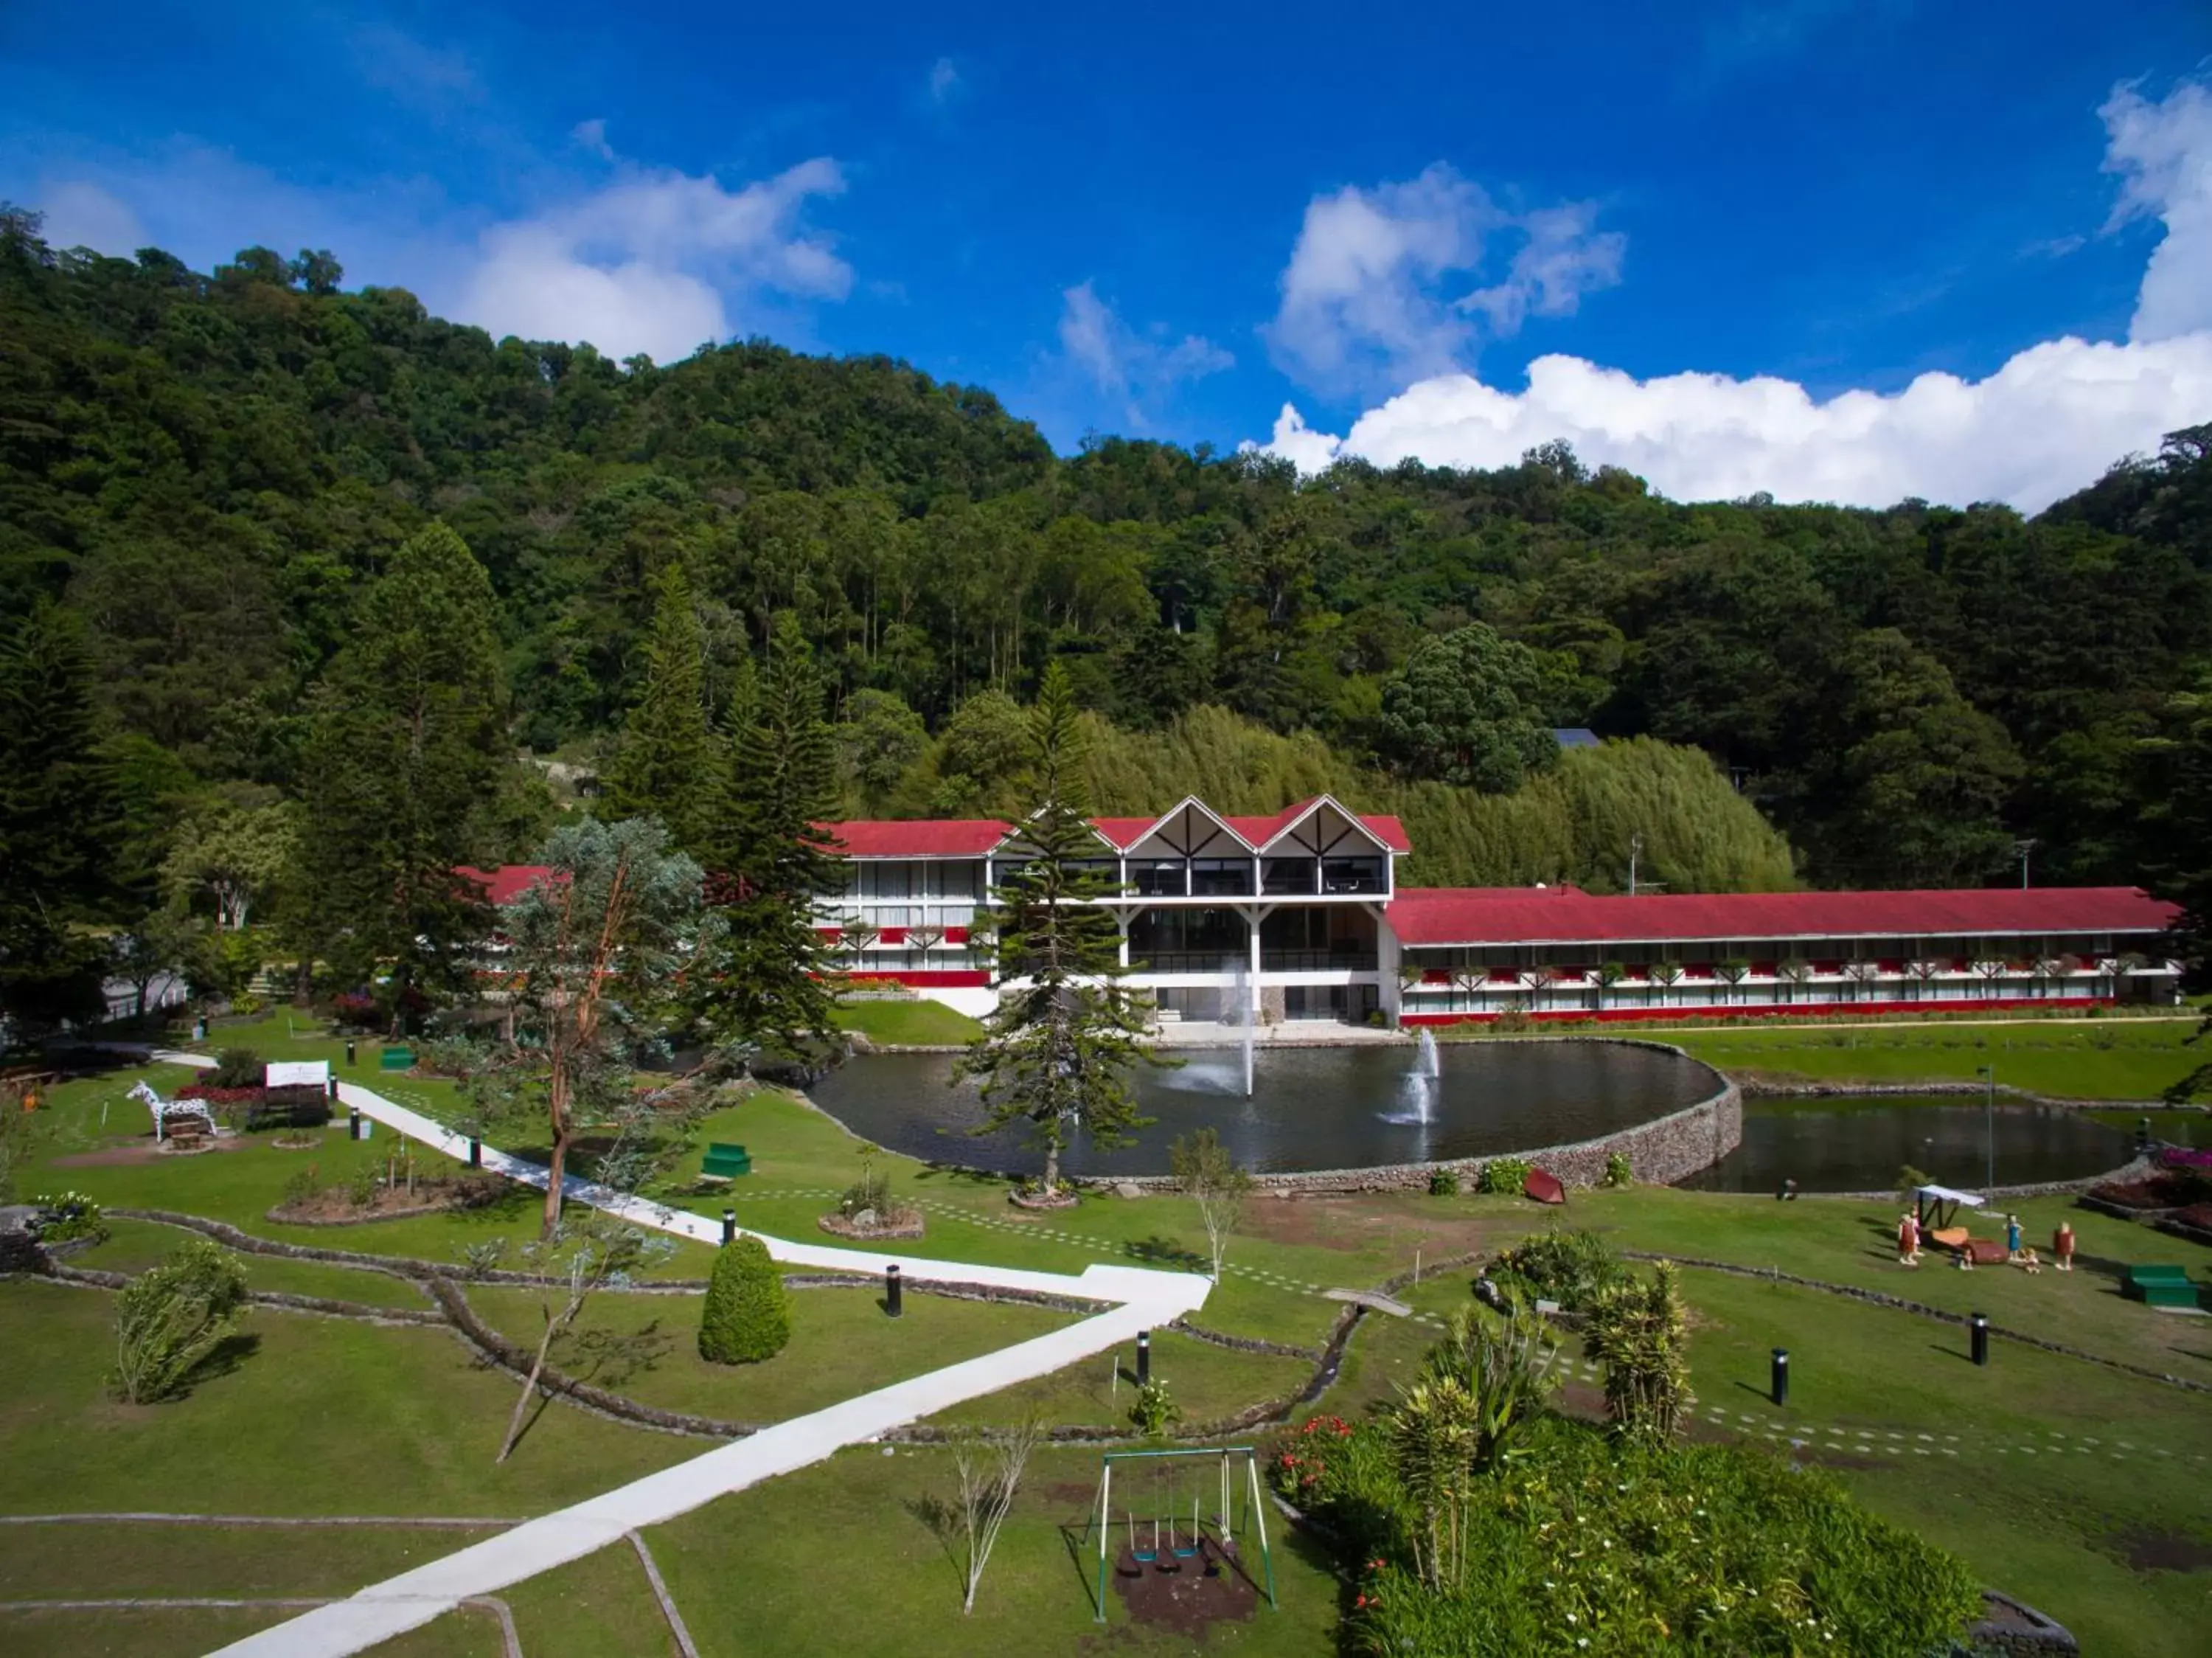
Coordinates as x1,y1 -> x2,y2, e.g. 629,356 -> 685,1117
0,603 -> 120,1027
695,616 -> 843,1054
293,524 -> 509,1022
954,662 -> 1154,1195
600,563 -> 723,856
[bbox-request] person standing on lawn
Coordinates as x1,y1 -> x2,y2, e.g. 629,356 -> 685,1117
2054,1221 -> 2076,1272
1897,1211 -> 1921,1266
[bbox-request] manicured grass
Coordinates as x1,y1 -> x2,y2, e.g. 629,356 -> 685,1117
645,1443 -> 1343,1657
465,1282 -> 1078,1425
834,996 -> 984,1046
0,1522 -> 507,1601
1,1604 -> 296,1657
1656,1016 -> 2205,1099
74,1218 -> 439,1310
928,1327 -> 1317,1434
0,1282 -> 698,1519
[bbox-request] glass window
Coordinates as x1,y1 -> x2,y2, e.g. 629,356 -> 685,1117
1131,859 -> 1186,897
1262,857 -> 1318,895
1189,858 -> 1252,896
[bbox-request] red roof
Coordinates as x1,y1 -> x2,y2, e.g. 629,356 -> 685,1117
830,820 -> 1009,859
456,864 -> 556,906
827,804 -> 1411,858
1387,885 -> 2180,948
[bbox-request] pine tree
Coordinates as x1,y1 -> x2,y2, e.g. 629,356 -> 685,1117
600,563 -> 723,857
955,662 -> 1154,1194
695,615 -> 843,1055
0,603 -> 121,1027
293,523 -> 509,1022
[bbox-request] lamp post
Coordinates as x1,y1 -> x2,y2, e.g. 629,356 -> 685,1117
1977,1065 -> 1995,1199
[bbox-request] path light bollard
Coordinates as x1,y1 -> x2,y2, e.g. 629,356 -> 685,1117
1770,1347 -> 1789,1407
886,1263 -> 902,1319
720,1209 -> 737,1246
345,1038 -> 356,1066
347,1106 -> 361,1142
1970,1313 -> 1989,1367
467,1137 -> 481,1168
1136,1329 -> 1151,1387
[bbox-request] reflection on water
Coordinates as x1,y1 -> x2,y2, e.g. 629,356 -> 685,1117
805,1042 -> 1719,1176
1678,1097 -> 2134,1193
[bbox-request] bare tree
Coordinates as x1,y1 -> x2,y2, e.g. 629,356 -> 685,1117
950,1417 -> 1041,1613
492,1213 -> 673,1463
1169,1126 -> 1253,1280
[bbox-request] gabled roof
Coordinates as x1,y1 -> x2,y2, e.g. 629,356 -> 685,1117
825,798 -> 1410,858
1388,885 -> 2180,948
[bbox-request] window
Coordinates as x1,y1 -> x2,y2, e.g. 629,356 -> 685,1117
1131,859 -> 1186,897
1321,856 -> 1385,895
1262,857 -> 1318,895
1189,858 -> 1252,897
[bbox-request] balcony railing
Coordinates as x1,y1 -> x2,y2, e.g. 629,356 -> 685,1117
1128,952 -> 1245,974
1260,949 -> 1378,972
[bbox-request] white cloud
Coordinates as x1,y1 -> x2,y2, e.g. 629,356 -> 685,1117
1254,77 -> 2212,512
571,118 -> 615,162
35,180 -> 146,254
928,57 -> 961,105
1262,163 -> 1622,398
1057,281 -> 1231,428
2101,77 -> 2212,341
452,159 -> 852,363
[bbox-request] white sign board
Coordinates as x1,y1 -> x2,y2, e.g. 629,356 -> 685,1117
265,1061 -> 331,1089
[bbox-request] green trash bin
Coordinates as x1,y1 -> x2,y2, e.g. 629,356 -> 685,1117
378,1045 -> 415,1072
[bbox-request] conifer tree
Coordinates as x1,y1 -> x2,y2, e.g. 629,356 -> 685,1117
955,662 -> 1153,1194
695,615 -> 843,1054
0,603 -> 120,1027
600,563 -> 723,858
294,523 -> 509,1021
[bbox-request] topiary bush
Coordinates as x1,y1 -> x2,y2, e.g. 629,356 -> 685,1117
698,1233 -> 790,1364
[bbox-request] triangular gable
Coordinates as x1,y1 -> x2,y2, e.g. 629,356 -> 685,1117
1114,796 -> 1256,858
992,807 -> 1121,859
1253,795 -> 1391,856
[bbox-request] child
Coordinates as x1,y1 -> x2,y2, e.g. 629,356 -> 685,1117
1897,1211 -> 1921,1266
2017,1247 -> 2042,1275
2053,1221 -> 2076,1272
2006,1213 -> 2023,1260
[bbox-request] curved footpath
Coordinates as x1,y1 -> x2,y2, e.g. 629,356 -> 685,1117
131,1053 -> 1211,1658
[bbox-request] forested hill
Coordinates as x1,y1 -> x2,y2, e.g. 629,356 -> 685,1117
4,213 -> 2210,898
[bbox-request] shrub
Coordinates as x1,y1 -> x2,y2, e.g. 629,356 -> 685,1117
1894,1163 -> 1933,1203
1427,1166 -> 1461,1197
344,1162 -> 379,1209
32,1190 -> 106,1245
1584,1261 -> 1694,1445
1490,1007 -> 1532,1035
1488,1229 -> 1629,1311
108,1239 -> 250,1403
330,991 -> 378,1028
841,1145 -> 891,1219
1603,1151 -> 1634,1188
699,1234 -> 790,1364
1332,1416 -> 1982,1658
1128,1377 -> 1180,1437
209,1047 -> 264,1089
281,1165 -> 322,1207
1476,1156 -> 1532,1195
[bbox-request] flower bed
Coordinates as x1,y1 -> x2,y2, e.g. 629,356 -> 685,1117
175,1084 -> 264,1104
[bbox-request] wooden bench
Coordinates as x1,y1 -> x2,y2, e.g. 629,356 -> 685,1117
2122,1264 -> 2198,1308
700,1142 -> 752,1180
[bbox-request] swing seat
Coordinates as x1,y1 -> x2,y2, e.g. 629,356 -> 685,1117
1117,1548 -> 1147,1577
1154,1553 -> 1183,1574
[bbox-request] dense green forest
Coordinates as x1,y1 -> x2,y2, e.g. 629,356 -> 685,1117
3,210 -> 2208,955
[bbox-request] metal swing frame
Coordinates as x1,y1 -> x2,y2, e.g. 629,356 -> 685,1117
1090,1445 -> 1276,1623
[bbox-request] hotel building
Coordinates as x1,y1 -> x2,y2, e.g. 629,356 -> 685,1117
816,795 -> 2182,1026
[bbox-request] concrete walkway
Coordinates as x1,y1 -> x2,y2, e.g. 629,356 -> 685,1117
143,1053 -> 1213,1657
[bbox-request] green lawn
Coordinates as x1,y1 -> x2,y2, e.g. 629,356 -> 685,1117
465,1282 -> 1078,1425
1657,1016 -> 2205,1099
835,996 -> 984,1046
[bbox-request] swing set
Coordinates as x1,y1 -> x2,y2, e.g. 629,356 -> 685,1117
1090,1446 -> 1276,1622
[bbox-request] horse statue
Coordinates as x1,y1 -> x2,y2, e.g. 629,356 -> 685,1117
131,1079 -> 218,1143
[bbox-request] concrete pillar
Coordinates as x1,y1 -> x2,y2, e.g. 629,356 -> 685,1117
1373,902 -> 1402,1026
1247,906 -> 1263,1024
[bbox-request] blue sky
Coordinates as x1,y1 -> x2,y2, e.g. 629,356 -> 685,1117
4,1 -> 2209,506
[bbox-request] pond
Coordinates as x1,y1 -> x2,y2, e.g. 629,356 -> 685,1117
1675,1095 -> 2138,1194
804,1041 -> 1722,1177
